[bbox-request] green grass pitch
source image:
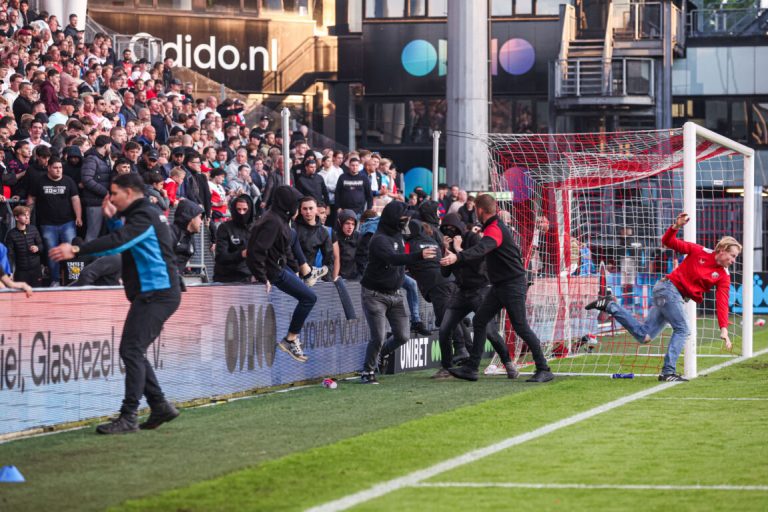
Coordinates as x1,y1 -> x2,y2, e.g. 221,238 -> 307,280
1,327 -> 767,511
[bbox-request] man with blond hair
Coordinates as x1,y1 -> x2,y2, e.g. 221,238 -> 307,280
586,213 -> 741,381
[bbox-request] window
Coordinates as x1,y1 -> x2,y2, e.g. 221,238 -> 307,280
409,0 -> 426,16
752,101 -> 768,146
365,0 -> 406,18
516,0 -> 533,15
361,98 -> 447,145
535,0 -> 563,16
427,0 -> 447,17
492,0 -> 513,16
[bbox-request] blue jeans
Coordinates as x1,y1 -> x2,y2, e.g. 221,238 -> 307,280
272,267 -> 317,335
41,222 -> 77,282
401,274 -> 421,324
607,280 -> 690,375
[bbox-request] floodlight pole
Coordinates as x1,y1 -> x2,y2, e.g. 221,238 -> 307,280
282,107 -> 291,186
432,130 -> 441,201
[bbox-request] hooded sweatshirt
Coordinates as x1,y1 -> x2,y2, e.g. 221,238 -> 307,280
334,209 -> 360,280
171,199 -> 203,273
214,194 -> 255,282
417,200 -> 444,247
246,185 -> 303,283
439,213 -> 489,291
360,201 -> 424,294
404,218 -> 448,301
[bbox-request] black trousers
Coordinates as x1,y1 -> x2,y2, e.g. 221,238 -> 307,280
428,282 -> 469,358
438,286 -> 510,369
468,278 -> 550,372
14,267 -> 43,287
119,289 -> 181,415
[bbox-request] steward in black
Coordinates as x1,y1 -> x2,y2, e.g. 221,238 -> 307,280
437,213 -> 513,375
214,194 -> 254,283
440,195 -> 552,383
50,174 -> 182,434
294,159 -> 330,206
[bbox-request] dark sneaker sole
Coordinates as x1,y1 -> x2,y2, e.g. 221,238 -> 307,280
526,373 -> 555,383
96,425 -> 139,435
447,368 -> 479,382
278,342 -> 308,362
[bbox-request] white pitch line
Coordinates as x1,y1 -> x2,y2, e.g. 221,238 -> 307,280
413,482 -> 768,492
306,346 -> 768,512
646,397 -> 768,401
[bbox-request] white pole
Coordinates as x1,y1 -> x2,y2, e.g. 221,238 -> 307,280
281,107 -> 291,187
432,130 -> 441,201
682,122 -> 698,379
742,154 -> 755,357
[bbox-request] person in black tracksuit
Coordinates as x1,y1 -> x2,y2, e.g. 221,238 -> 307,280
295,196 -> 333,273
438,213 -> 518,379
400,218 -> 469,372
294,158 -> 330,207
246,185 -> 316,363
170,199 -> 203,275
50,173 -> 183,434
417,199 -> 444,247
214,194 -> 254,283
359,201 -> 436,384
440,194 -> 553,383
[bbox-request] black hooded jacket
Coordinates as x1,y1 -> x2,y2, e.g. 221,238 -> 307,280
439,213 -> 489,290
417,200 -> 443,247
170,200 -> 203,273
334,209 -> 360,280
62,145 -> 83,186
295,214 -> 333,269
360,201 -> 424,294
456,214 -> 527,285
214,194 -> 255,282
246,185 -> 303,283
404,219 -> 448,301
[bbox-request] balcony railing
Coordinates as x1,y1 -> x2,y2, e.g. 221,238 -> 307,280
554,57 -> 654,99
688,8 -> 768,38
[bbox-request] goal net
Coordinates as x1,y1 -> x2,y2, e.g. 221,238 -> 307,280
484,123 -> 754,378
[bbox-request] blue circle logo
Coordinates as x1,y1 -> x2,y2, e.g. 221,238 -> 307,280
498,38 -> 535,75
404,167 -> 433,196
401,40 -> 437,77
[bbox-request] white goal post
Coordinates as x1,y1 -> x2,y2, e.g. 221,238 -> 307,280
683,122 -> 754,378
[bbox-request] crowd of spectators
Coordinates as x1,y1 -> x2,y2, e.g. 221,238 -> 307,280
0,2 -> 484,292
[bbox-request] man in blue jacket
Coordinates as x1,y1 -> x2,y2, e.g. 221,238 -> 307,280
50,173 -> 182,434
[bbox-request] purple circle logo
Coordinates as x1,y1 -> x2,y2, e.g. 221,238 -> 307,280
498,38 -> 535,75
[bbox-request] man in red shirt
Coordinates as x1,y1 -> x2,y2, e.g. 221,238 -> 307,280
586,213 -> 741,381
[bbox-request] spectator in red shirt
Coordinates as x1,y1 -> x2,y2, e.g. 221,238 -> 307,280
586,213 -> 741,382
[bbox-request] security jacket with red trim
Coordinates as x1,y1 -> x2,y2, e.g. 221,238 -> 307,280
455,215 -> 526,285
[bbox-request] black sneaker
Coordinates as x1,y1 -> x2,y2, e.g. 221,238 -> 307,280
360,371 -> 379,384
96,413 -> 139,435
504,361 -> 520,380
452,346 -> 470,364
658,373 -> 688,382
377,351 -> 391,374
526,370 -> 555,383
448,365 -> 479,382
585,290 -> 615,312
411,321 -> 431,336
431,368 -> 454,380
278,337 -> 308,362
139,402 -> 180,430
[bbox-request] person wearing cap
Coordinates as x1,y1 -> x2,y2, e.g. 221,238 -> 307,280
139,148 -> 161,177
252,115 -> 270,140
81,135 -> 113,240
48,98 -> 75,130
162,146 -> 186,180
208,168 -> 230,225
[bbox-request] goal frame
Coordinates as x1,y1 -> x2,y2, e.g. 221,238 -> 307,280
683,122 -> 754,378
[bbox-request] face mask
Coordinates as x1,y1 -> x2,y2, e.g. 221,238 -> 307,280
399,216 -> 411,236
440,226 -> 460,238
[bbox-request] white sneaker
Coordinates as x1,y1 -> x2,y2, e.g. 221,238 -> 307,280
304,266 -> 328,287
